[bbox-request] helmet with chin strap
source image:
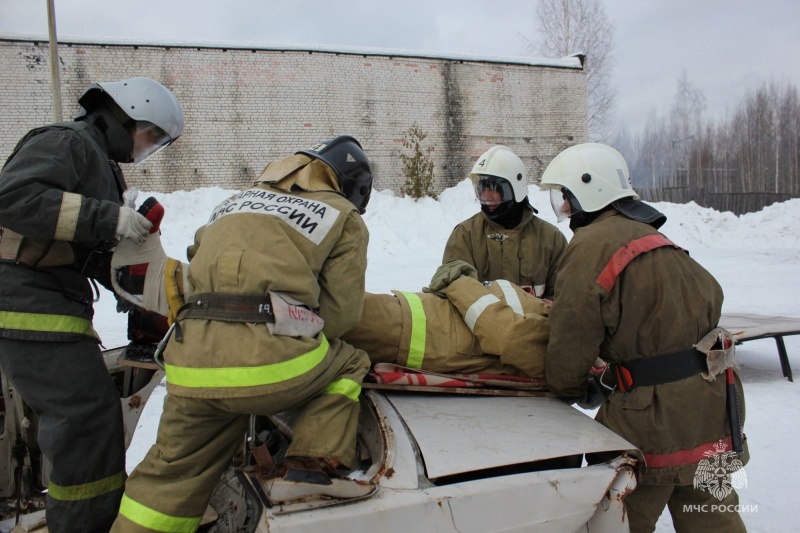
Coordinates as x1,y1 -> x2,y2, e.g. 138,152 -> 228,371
297,135 -> 374,214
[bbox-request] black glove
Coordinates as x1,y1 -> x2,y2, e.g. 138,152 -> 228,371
422,260 -> 479,298
576,375 -> 608,410
79,250 -> 115,292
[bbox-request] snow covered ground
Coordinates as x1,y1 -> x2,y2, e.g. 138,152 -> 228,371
93,180 -> 800,532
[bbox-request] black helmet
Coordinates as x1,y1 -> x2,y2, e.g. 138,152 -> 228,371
297,135 -> 373,214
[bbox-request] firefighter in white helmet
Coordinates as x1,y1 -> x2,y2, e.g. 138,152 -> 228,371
443,145 -> 567,299
540,143 -> 747,533
0,77 -> 183,531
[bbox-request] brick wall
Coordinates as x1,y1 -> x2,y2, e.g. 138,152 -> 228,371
0,37 -> 587,194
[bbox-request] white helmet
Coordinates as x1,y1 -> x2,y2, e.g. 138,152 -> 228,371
470,145 -> 528,204
540,143 -> 637,221
78,77 -> 184,164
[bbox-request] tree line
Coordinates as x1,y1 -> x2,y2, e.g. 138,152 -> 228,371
523,0 -> 797,214
612,75 -> 799,215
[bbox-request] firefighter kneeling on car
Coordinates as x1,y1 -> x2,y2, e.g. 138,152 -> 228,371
108,136 -> 374,532
540,143 -> 748,533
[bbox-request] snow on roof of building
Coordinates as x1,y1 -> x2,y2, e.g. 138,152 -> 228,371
0,32 -> 584,69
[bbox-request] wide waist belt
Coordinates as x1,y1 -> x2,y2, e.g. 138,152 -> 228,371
177,292 -> 275,323
607,347 -> 707,393
0,228 -> 76,268
152,292 -> 277,363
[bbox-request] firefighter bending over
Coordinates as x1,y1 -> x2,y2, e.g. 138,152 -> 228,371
540,143 -> 748,532
109,136 -> 373,532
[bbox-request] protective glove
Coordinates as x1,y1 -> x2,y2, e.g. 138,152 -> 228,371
115,206 -> 152,244
576,375 -> 608,410
422,259 -> 479,298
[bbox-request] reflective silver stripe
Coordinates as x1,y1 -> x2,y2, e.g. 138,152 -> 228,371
496,280 -> 523,315
54,192 -> 82,241
464,294 -> 500,332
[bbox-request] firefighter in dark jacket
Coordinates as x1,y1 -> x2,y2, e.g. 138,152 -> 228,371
540,143 -> 748,532
443,145 -> 567,300
0,77 -> 183,532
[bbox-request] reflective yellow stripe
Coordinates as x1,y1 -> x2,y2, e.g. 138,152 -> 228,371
0,310 -> 98,338
47,470 -> 126,502
54,191 -> 82,241
323,378 -> 361,401
398,292 -> 426,369
119,493 -> 201,533
165,335 -> 330,388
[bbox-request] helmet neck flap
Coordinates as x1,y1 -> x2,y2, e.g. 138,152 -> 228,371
482,196 -> 531,229
79,101 -> 135,163
296,135 -> 373,214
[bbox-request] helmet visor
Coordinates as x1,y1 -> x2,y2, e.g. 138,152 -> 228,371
475,175 -> 514,208
132,121 -> 175,165
550,187 -> 584,222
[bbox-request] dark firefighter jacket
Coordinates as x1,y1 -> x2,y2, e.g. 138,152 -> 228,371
546,210 -> 748,485
0,121 -> 125,341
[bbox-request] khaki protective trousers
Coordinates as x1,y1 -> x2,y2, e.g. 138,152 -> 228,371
111,340 -> 369,532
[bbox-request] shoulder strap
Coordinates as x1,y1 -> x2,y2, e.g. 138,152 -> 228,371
595,234 -> 682,292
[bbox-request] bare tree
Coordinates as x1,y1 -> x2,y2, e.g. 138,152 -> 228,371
523,0 -> 616,141
669,71 -> 706,193
670,70 -> 706,140
614,73 -> 800,213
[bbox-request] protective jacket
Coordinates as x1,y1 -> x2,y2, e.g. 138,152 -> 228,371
0,120 -> 128,531
443,206 -> 567,299
115,155 -> 372,532
342,277 -> 550,378
546,210 -> 748,485
164,155 -> 369,399
0,121 -> 125,341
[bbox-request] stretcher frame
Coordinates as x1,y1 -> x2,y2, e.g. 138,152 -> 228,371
719,313 -> 800,382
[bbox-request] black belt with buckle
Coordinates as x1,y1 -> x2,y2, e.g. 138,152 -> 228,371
605,347 -> 707,392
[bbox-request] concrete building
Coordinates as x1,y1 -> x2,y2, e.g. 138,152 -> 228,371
0,35 -> 587,194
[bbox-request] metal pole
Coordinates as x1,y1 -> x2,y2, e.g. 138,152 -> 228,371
47,0 -> 63,122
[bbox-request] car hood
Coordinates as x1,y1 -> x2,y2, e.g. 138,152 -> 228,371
383,393 -> 639,479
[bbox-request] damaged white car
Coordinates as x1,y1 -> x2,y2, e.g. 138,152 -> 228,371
0,347 -> 640,533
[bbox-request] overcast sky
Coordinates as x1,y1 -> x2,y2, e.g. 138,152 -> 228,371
1,0 -> 797,134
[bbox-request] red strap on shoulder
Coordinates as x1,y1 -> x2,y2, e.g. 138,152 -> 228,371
596,235 -> 681,292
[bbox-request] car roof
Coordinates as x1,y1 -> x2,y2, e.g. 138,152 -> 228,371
383,393 -> 639,479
